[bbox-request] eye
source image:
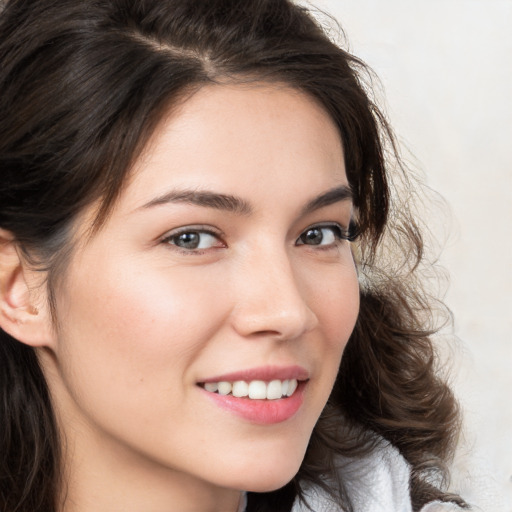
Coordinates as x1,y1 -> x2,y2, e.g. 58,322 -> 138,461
296,224 -> 351,247
162,228 -> 224,251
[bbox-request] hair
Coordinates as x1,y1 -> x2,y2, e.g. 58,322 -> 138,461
0,1 -> 466,511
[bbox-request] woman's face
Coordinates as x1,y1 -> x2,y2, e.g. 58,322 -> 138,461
43,84 -> 359,502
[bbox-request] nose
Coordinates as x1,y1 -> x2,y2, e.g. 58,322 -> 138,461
229,248 -> 319,341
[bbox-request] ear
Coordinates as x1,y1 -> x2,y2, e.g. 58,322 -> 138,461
0,229 -> 54,347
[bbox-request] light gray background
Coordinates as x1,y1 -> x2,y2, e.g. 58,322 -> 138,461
306,1 -> 512,510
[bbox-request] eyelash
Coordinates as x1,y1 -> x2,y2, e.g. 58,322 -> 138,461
160,225 -> 225,255
296,222 -> 357,248
161,221 -> 357,254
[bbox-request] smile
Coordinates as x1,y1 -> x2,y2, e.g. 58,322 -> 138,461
200,379 -> 299,400
198,366 -> 309,424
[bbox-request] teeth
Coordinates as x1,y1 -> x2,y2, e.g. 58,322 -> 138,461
204,382 -> 219,393
248,380 -> 267,399
266,379 -> 283,400
202,379 -> 299,399
217,381 -> 232,395
287,378 -> 297,396
232,381 -> 249,397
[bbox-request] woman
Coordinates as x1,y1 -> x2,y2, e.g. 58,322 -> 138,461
0,1 -> 467,511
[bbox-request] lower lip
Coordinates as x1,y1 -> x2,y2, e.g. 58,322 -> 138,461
199,382 -> 306,425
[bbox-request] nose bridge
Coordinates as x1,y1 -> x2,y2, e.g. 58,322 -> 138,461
231,242 -> 318,340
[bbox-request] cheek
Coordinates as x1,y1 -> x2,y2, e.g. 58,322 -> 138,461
54,256 -> 227,410
309,261 -> 360,349
50,256 -> 237,464
65,256 -> 220,345
300,257 -> 360,403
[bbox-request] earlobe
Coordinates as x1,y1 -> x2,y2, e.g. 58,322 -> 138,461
0,229 -> 54,347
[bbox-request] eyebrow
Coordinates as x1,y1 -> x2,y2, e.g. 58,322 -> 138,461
140,184 -> 352,216
300,185 -> 353,216
141,189 -> 253,215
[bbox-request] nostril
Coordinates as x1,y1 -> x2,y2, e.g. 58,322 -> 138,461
248,329 -> 284,338
230,304 -> 318,341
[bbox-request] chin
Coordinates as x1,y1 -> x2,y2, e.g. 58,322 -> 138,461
228,449 -> 305,493
243,475 -> 297,494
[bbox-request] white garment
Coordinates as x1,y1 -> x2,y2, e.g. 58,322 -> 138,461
291,440 -> 461,512
238,492 -> 248,512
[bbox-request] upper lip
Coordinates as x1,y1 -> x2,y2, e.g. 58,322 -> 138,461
199,365 -> 310,384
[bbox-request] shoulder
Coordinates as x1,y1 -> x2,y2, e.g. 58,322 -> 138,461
292,439 -> 461,512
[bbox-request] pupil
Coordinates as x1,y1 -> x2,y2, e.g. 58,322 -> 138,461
177,232 -> 199,249
303,228 -> 322,245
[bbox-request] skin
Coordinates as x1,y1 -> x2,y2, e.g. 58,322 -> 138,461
7,84 -> 360,511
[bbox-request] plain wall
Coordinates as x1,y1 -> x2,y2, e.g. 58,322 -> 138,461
308,1 -> 512,510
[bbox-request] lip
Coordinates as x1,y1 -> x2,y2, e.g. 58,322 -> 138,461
199,365 -> 310,384
199,381 -> 307,425
197,365 -> 309,425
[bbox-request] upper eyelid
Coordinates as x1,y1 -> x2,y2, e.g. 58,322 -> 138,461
299,221 -> 350,235
304,221 -> 346,229
159,224 -> 225,242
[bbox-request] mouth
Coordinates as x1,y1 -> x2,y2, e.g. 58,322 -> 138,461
198,378 -> 299,400
197,366 -> 309,424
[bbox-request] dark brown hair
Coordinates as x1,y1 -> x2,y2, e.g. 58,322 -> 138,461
0,1 -> 465,511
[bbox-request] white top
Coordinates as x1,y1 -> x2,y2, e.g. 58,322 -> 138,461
291,440 -> 461,512
238,439 -> 462,512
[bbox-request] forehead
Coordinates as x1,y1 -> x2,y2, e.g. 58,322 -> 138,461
122,83 -> 347,210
